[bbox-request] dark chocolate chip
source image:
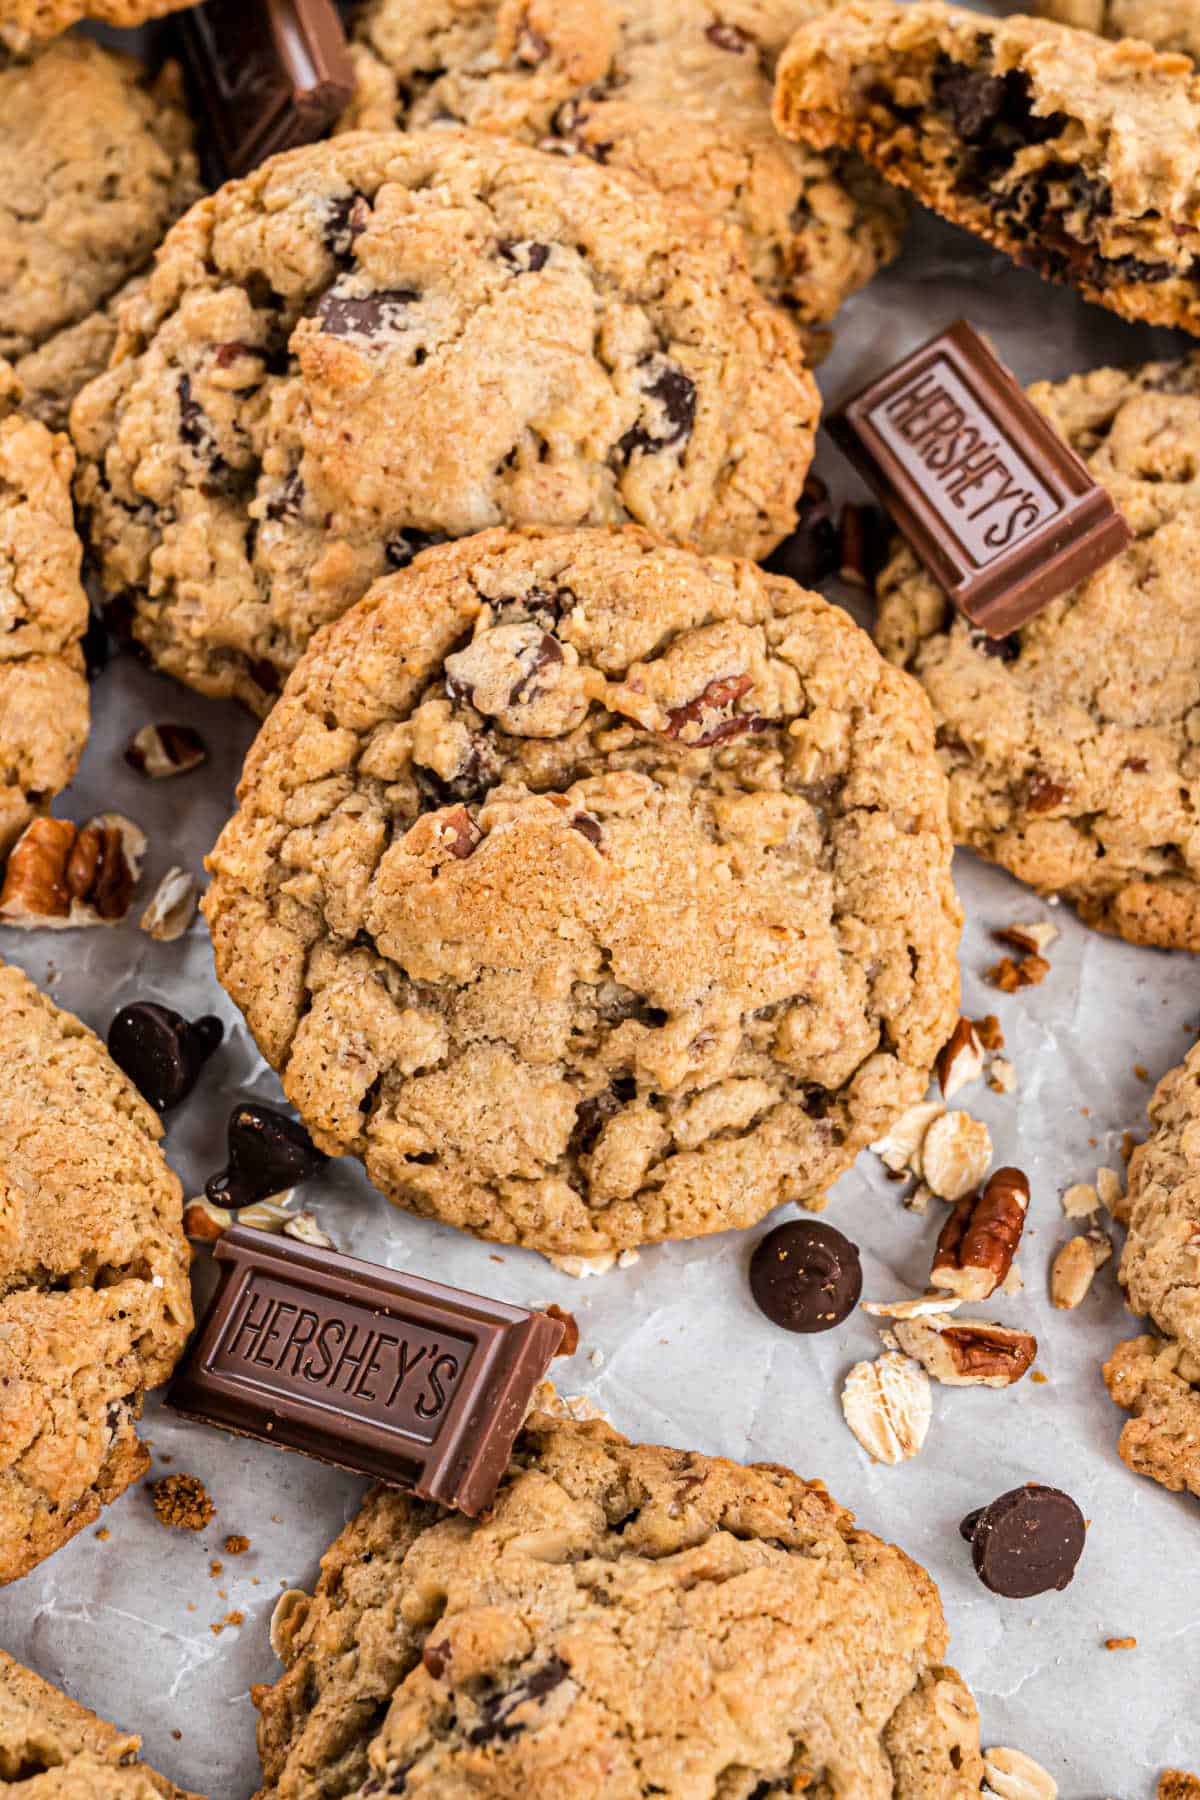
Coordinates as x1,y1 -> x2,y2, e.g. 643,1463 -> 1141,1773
748,1220 -> 862,1333
205,1102 -> 327,1208
265,470 -> 305,522
498,238 -> 550,273
705,21 -> 753,52
385,528 -> 449,570
177,373 -> 205,448
108,1003 -> 224,1113
932,60 -> 1008,141
762,475 -> 838,586
970,627 -> 1021,662
317,287 -> 419,339
570,811 -> 602,847
960,1484 -> 1086,1597
81,606 -> 111,678
617,358 -> 697,458
468,1657 -> 569,1745
508,632 -> 564,706
324,191 -> 371,257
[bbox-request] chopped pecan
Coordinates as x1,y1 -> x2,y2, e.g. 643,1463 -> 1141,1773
0,813 -> 144,928
893,1315 -> 1037,1388
930,1166 -> 1029,1301
440,805 -> 482,860
1026,772 -> 1070,812
662,674 -> 766,747
182,1197 -> 233,1242
124,722 -> 207,779
920,1109 -> 992,1200
1050,1228 -> 1111,1309
937,1016 -> 985,1099
140,866 -> 200,941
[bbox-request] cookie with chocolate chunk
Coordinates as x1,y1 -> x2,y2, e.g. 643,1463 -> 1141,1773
0,403 -> 89,858
0,1649 -> 201,1797
874,354 -> 1200,949
774,1 -> 1200,335
1037,0 -> 1200,64
254,1414 -> 985,1796
0,960 -> 193,1584
205,527 -> 959,1257
72,130 -> 817,715
342,0 -> 907,324
0,39 -> 198,417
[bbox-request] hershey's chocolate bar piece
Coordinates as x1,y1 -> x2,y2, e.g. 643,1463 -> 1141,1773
167,1227 -> 564,1515
829,321 -> 1132,637
178,0 -> 355,180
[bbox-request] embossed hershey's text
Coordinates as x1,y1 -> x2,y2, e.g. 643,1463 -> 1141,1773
870,359 -> 1055,565
212,1273 -> 470,1441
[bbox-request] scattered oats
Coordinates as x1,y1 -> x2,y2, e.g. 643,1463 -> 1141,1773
983,1747 -> 1057,1800
862,1292 -> 963,1321
906,1181 -> 933,1215
588,1348 -> 605,1368
547,1251 -> 617,1278
152,1472 -> 213,1531
870,1100 -> 944,1176
1061,1182 -> 1099,1220
921,1111 -> 993,1201
988,1057 -> 1017,1094
841,1352 -> 931,1465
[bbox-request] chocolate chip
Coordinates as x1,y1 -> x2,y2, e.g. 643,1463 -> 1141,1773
265,470 -> 305,522
508,632 -> 564,706
663,674 -> 766,747
177,374 -> 205,448
422,1639 -> 450,1680
324,191 -> 371,257
468,1657 -> 568,1745
385,528 -> 449,570
317,287 -> 419,339
569,811 -> 602,847
970,627 -> 1021,662
205,1103 -> 327,1209
705,21 -> 753,52
748,1220 -> 862,1332
498,239 -> 550,273
932,60 -> 1008,140
960,1484 -> 1086,1597
617,358 -> 697,458
762,475 -> 838,586
108,1003 -> 224,1113
81,606 -> 111,678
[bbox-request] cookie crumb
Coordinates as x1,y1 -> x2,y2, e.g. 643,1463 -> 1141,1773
209,1560 -> 223,1578
1030,1371 -> 1048,1384
543,1303 -> 579,1356
1104,1635 -> 1137,1650
171,1731 -> 182,1741
224,1533 -> 250,1555
1134,1064 -> 1150,1082
94,1527 -> 110,1541
210,1609 -> 244,1636
152,1472 -> 214,1531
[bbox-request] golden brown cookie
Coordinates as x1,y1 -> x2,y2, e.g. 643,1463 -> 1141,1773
0,0 -> 195,51
874,355 -> 1200,949
253,1413 -> 985,1797
72,129 -> 817,714
1036,0 -> 1200,64
205,526 -> 960,1257
0,961 -> 193,1585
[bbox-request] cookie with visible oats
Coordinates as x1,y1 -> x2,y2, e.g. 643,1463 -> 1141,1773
341,0 -> 907,324
0,1649 -> 201,1797
1036,0 -> 1200,64
874,355 -> 1200,949
71,129 -> 818,716
774,1 -> 1200,335
205,526 -> 960,1257
0,38 -> 198,419
253,1414 -> 985,1797
0,960 -> 192,1585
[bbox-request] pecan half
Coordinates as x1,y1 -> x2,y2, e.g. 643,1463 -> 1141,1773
893,1315 -> 1037,1388
930,1167 -> 1030,1301
0,813 -> 144,928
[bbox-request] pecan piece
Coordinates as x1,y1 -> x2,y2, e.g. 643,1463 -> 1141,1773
930,1167 -> 1030,1301
140,866 -> 200,941
440,805 -> 482,860
936,1016 -> 985,1099
662,674 -> 766,747
125,722 -> 207,779
1050,1228 -> 1111,1309
0,817 -> 74,919
893,1315 -> 1037,1388
0,813 -> 144,928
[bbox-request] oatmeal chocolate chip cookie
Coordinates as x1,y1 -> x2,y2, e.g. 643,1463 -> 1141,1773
874,354 -> 1200,950
1037,0 -> 1200,64
341,0 -> 907,323
1104,1334 -> 1200,1500
1119,1038 -> 1200,1359
71,131 -> 818,715
0,406 -> 89,859
0,960 -> 193,1585
0,0 -> 195,51
0,1649 -> 201,1798
773,1 -> 1200,336
253,1413 -> 985,1797
0,39 -> 198,416
205,527 -> 960,1257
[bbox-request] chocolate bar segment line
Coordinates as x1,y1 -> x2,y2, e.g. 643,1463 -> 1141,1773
829,320 -> 1132,637
167,1226 -> 564,1516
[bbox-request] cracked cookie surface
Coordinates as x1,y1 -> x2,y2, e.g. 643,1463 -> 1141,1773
205,527 -> 960,1257
1036,0 -> 1200,63
72,130 -> 817,715
0,404 -> 89,859
253,1412 -> 985,1798
0,1649 -> 200,1798
341,0 -> 907,324
0,960 -> 192,1585
874,355 -> 1200,949
773,1 -> 1200,335
0,39 -> 198,415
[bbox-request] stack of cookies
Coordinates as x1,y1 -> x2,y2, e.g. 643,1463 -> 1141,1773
2,0 -> 1200,1793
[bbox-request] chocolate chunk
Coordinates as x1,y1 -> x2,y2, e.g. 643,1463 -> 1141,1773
830,320 -> 1132,637
176,0 -> 355,180
932,62 -> 1008,142
498,239 -> 551,273
324,192 -> 371,257
748,1220 -> 862,1333
317,287 -> 419,339
265,470 -> 305,522
618,358 -> 697,457
108,1003 -> 224,1113
468,1658 -> 569,1744
167,1225 -> 565,1515
508,632 -> 564,706
706,21 -> 754,52
205,1103 -> 327,1208
960,1483 -> 1086,1597
385,528 -> 449,569
81,606 -> 111,679
762,474 -> 839,587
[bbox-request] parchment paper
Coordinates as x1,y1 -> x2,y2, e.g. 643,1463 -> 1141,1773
4,34 -> 1200,1796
